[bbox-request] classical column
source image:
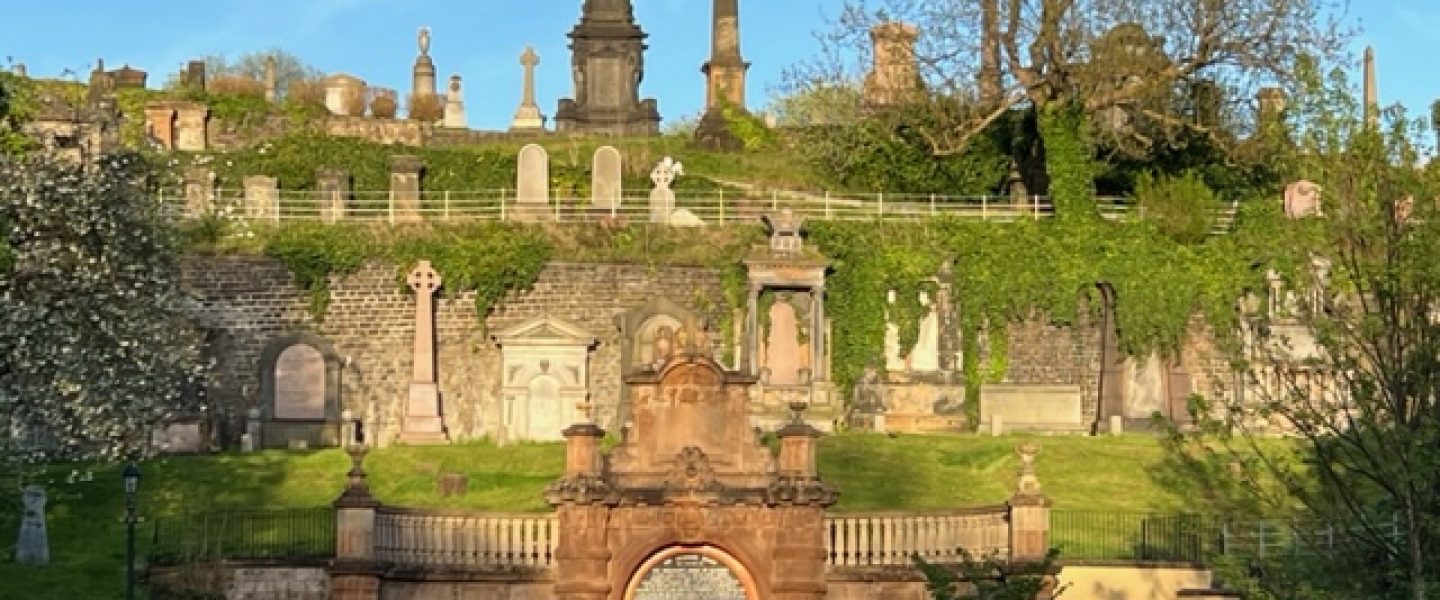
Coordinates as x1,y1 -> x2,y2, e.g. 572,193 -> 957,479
511,47 -> 545,132
810,285 -> 826,382
399,260 -> 449,444
1363,46 -> 1378,127
412,27 -> 438,102
746,283 -> 762,375
264,56 -> 278,103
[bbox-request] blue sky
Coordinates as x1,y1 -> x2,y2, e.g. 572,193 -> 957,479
2,1 -> 1436,131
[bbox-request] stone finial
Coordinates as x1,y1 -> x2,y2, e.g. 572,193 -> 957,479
762,208 -> 806,255
335,446 -> 379,507
1014,442 -> 1042,497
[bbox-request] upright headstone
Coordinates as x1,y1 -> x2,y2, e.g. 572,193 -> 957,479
514,144 -> 550,221
591,146 -> 623,210
400,261 -> 449,444
245,408 -> 262,451
648,156 -> 682,223
184,60 -> 207,93
264,55 -> 279,103
316,168 -> 351,223
442,75 -> 467,129
13,63 -> 26,78
862,22 -> 921,108
173,104 -> 209,151
14,486 -> 48,565
144,103 -> 177,150
390,155 -> 424,223
183,167 -> 215,217
243,175 -> 279,222
511,47 -> 545,132
554,0 -> 661,135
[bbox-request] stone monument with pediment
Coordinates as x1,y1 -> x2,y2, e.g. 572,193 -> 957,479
546,318 -> 835,599
555,0 -> 661,135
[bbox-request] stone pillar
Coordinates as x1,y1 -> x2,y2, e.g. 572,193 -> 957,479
245,408 -> 262,451
771,407 -> 832,600
511,47 -> 545,132
316,168 -> 352,223
549,423 -> 612,600
264,56 -> 278,103
745,283 -> 761,375
412,27 -> 438,102
862,22 -> 921,108
563,423 -> 605,479
173,104 -> 209,151
399,260 -> 448,444
1008,443 -> 1051,561
143,104 -> 176,150
1363,46 -> 1379,127
388,155 -> 424,223
702,0 -> 749,111
242,175 -> 279,222
182,167 -> 215,217
810,286 -> 826,382
331,447 -> 381,600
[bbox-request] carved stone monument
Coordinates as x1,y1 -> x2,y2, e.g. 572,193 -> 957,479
442,75 -> 467,129
591,145 -> 623,210
648,156 -> 682,223
511,47 -> 545,132
545,322 -> 835,599
514,144 -> 550,222
862,22 -> 922,108
264,55 -> 278,103
702,0 -> 748,111
412,27 -> 438,106
399,261 -> 449,444
555,0 -> 661,135
389,155 -> 424,223
15,485 -> 48,565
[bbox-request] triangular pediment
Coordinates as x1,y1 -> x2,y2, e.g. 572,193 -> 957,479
493,315 -> 597,347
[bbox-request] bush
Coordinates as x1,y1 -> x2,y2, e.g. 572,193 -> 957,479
207,75 -> 266,98
1134,170 -> 1219,244
285,79 -> 325,107
370,94 -> 397,119
407,93 -> 443,123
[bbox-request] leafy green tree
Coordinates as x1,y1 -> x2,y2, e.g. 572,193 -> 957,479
0,151 -> 208,467
1167,63 -> 1440,599
0,71 -> 37,156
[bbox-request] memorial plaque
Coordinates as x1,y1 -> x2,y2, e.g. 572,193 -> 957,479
274,345 -> 326,420
634,554 -> 747,600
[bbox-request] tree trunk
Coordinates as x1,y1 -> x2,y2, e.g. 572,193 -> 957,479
979,0 -> 1003,105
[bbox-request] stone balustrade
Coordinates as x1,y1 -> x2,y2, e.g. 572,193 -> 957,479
374,509 -> 558,569
826,507 -> 1011,566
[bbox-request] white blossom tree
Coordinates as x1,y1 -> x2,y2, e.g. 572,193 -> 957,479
0,151 -> 208,469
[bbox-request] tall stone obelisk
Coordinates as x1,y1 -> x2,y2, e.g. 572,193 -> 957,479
1363,45 -> 1378,127
702,0 -> 749,111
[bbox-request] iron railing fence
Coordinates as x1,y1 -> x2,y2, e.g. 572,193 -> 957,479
149,508 -> 335,566
1051,510 -> 1407,564
154,187 -> 1240,231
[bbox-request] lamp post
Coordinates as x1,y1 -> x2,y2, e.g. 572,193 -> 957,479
122,463 -> 140,600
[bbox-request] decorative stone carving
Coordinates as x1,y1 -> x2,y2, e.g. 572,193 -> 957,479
555,0 -> 661,135
441,75 -> 466,129
411,27 -> 438,106
492,315 -> 597,443
648,156 -> 682,223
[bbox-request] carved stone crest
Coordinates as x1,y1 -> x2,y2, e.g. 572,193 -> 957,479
665,446 -> 720,493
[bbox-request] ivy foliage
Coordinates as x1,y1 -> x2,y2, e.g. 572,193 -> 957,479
262,222 -> 371,317
0,72 -> 38,156
1038,101 -> 1098,220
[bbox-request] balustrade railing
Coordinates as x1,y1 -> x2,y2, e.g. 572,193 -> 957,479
825,508 -> 1011,567
374,510 -> 558,569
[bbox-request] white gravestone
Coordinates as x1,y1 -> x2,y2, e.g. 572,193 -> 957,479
649,157 -> 683,224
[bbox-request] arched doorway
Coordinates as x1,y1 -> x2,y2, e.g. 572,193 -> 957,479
624,546 -> 758,600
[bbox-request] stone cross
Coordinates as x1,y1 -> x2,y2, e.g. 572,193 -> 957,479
401,260 -> 449,443
648,157 -> 683,223
407,261 -> 442,384
15,485 -> 48,565
512,47 -> 544,131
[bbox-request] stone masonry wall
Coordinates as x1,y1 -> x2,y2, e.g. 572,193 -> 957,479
183,257 -> 725,447
984,309 -> 1105,427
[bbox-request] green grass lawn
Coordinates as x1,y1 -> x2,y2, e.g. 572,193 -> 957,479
0,433 -> 1222,598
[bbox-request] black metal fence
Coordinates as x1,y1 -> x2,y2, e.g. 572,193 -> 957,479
150,508 -> 335,565
1051,510 -> 1215,562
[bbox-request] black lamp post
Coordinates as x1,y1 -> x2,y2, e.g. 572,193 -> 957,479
122,463 -> 140,600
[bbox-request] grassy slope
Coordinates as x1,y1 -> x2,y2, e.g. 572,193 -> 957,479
0,434 -> 1213,598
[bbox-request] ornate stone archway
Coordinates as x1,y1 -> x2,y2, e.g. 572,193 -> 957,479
624,545 -> 759,600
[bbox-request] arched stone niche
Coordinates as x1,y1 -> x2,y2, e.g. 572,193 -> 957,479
257,333 -> 343,448
617,297 -> 709,375
624,545 -> 759,600
493,316 -> 597,443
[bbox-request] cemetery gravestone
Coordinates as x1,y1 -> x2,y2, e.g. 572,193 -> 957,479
648,157 -> 682,223
15,486 -> 48,565
591,146 -> 623,210
514,144 -> 550,222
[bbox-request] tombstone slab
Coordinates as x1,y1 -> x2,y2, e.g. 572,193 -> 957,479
389,155 -> 424,223
591,146 -> 623,210
15,486 -> 48,565
243,175 -> 279,221
316,168 -> 351,223
513,144 -> 550,222
648,157 -> 682,223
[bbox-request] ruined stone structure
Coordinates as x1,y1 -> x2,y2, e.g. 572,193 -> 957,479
555,0 -> 661,136
862,22 -> 922,108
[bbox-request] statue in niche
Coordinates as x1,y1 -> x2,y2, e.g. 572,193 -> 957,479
910,290 -> 941,372
653,325 -> 674,368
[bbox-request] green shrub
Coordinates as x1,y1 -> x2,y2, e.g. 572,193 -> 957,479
1135,170 -> 1219,244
